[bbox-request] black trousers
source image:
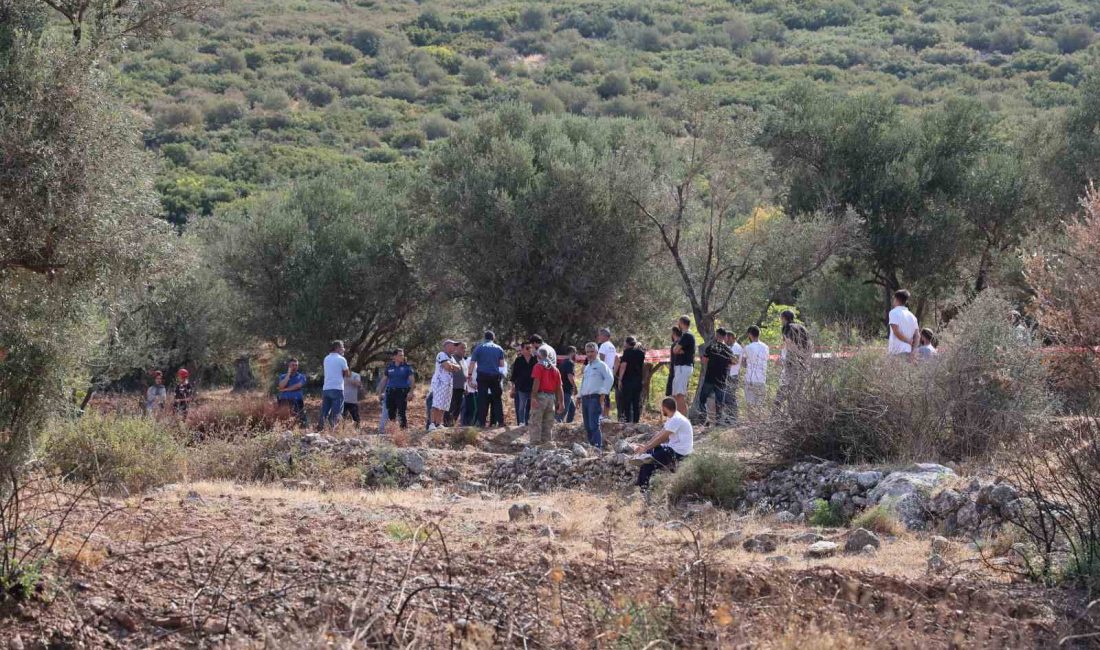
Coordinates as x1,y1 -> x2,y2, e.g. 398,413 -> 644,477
342,402 -> 360,425
475,373 -> 504,427
618,382 -> 643,423
637,445 -> 684,489
385,387 -> 409,429
445,387 -> 464,425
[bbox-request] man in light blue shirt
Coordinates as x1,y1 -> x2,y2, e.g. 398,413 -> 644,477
467,330 -> 506,427
579,341 -> 613,449
319,340 -> 350,430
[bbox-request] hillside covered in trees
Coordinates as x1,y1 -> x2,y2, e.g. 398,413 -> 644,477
127,0 -> 1099,223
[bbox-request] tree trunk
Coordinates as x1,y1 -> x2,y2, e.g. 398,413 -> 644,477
233,356 -> 256,392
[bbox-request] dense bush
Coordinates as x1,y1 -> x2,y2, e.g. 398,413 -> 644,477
184,395 -> 295,437
750,292 -> 1055,465
664,452 -> 744,508
42,415 -> 183,494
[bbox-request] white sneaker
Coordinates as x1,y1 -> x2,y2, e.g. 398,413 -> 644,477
428,424 -> 437,432
628,453 -> 654,467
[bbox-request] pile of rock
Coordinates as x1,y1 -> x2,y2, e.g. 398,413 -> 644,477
927,477 -> 1026,537
742,461 -> 957,530
284,432 -> 459,488
487,444 -> 638,492
742,459 -> 1029,536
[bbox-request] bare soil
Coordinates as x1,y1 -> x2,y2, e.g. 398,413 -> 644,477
3,479 -> 1091,649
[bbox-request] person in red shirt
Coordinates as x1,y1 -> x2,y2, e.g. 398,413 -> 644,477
529,347 -> 564,445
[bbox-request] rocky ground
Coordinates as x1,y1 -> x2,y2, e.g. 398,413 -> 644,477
3,420 -> 1097,648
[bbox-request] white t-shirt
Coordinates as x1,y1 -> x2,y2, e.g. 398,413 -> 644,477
538,343 -> 557,365
663,411 -> 694,456
322,352 -> 349,391
598,341 -> 617,372
743,341 -> 769,385
728,342 -> 743,378
343,372 -> 361,403
432,351 -> 454,389
888,306 -> 919,355
461,358 -> 476,393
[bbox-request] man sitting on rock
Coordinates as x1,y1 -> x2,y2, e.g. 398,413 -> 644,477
631,396 -> 694,491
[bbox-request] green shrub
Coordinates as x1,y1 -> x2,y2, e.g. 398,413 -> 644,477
43,414 -> 183,495
664,452 -> 743,508
346,27 -> 383,56
519,6 -> 548,32
596,71 -> 630,98
850,505 -> 902,535
322,43 -> 359,64
752,292 -> 1055,464
808,498 -> 847,527
1055,24 -> 1094,54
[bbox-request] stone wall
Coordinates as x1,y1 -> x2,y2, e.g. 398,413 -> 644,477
742,460 -> 1023,536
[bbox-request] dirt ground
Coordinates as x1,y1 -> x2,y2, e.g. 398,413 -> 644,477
3,478 -> 1092,649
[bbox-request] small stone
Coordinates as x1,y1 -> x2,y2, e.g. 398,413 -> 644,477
790,532 -> 824,545
774,511 -> 797,524
930,535 -> 950,554
111,609 -> 140,632
537,525 -> 554,538
766,555 -> 791,566
571,443 -> 589,458
88,597 -> 109,615
8,634 -> 24,650
860,544 -> 877,556
203,619 -> 228,634
855,471 -> 883,490
743,533 -> 779,554
614,439 -> 633,454
989,484 -> 1018,510
845,528 -> 881,553
398,450 -> 425,474
715,530 -> 743,548
927,553 -> 948,573
508,503 -> 534,522
806,541 -> 839,558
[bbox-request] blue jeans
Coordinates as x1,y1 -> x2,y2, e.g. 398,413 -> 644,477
319,389 -> 344,429
557,386 -> 576,423
514,391 -> 531,425
581,395 -> 603,448
697,381 -> 727,423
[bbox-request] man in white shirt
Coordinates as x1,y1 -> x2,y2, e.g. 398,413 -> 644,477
596,328 -> 617,419
887,289 -> 920,359
342,370 -> 362,427
579,342 -> 613,449
631,397 -> 693,491
725,330 -> 743,424
320,340 -> 350,430
429,340 -> 461,431
741,326 -> 769,413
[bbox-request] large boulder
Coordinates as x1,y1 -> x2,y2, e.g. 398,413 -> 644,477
868,464 -> 956,502
845,528 -> 881,553
806,541 -> 839,559
868,464 -> 956,530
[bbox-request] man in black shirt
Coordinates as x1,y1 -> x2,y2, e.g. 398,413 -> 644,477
671,315 -> 697,415
557,346 -> 578,423
698,327 -> 734,424
616,336 -> 646,423
510,342 -> 536,425
776,310 -> 813,407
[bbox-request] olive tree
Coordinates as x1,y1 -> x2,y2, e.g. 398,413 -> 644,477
614,96 -> 856,342
203,169 -> 439,371
414,106 -> 669,347
764,85 -> 991,313
1,18 -> 171,478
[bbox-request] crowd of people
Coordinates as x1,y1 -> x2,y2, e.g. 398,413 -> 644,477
143,291 -> 941,491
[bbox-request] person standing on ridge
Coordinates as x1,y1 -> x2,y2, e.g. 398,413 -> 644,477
671,315 -> 696,416
468,331 -> 506,427
616,336 -> 645,423
319,340 -> 349,430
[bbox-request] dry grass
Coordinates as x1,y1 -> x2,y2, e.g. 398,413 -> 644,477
174,481 -> 974,581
